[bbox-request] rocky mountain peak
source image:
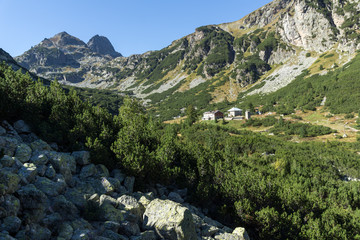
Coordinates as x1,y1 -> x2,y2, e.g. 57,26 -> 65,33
49,31 -> 87,48
87,35 -> 122,58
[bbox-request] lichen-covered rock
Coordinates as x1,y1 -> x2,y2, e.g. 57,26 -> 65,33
71,151 -> 90,165
104,221 -> 121,232
34,176 -> 65,197
30,151 -> 49,165
0,136 -> 18,156
214,232 -> 247,240
0,215 -> 22,233
0,233 -> 16,240
96,164 -> 110,177
58,222 -> 74,240
0,155 -> 15,167
168,191 -> 184,203
100,203 -> 125,222
29,139 -> 52,151
14,143 -> 33,162
232,227 -> 250,240
102,230 -> 128,240
45,164 -> 56,179
13,120 -> 31,133
0,195 -> 21,217
64,188 -> 87,209
112,169 -> 126,183
80,164 -> 97,179
71,229 -> 93,240
18,162 -> 38,183
143,199 -> 197,240
140,230 -> 157,240
100,194 -> 117,207
119,220 -> 140,237
48,152 -> 76,184
52,195 -> 79,220
17,184 -> 48,209
0,169 -> 20,194
27,223 -> 52,240
117,195 -> 144,222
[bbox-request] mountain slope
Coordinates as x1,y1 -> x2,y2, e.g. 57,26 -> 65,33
16,0 -> 360,120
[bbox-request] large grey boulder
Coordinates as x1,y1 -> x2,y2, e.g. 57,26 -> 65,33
117,195 -> 144,223
143,199 -> 197,240
0,155 -> 15,167
0,195 -> 21,217
80,164 -> 97,179
30,151 -> 49,165
29,139 -> 52,151
34,176 -> 65,197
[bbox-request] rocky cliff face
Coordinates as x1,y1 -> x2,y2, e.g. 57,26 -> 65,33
14,0 -> 360,119
0,119 -> 250,240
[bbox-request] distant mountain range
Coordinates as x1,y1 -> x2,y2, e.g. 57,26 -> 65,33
8,0 -> 360,119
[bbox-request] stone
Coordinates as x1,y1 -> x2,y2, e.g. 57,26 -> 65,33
48,152 -> 76,184
100,203 -> 124,223
71,229 -> 92,240
41,213 -> 62,228
0,195 -> 21,217
96,164 -> 110,177
204,216 -> 223,228
80,164 -> 97,179
29,139 -> 52,151
45,164 -> 56,179
0,136 -> 18,156
0,125 -> 6,136
124,176 -> 135,193
58,223 -> 74,240
28,223 -> 52,240
37,164 -> 47,176
18,162 -> 38,183
138,195 -> 152,209
214,232 -> 245,240
1,120 -> 22,141
15,143 -> 32,163
34,176 -> 64,197
71,151 -> 90,165
13,120 -> 31,133
17,184 -> 48,209
64,188 -> 87,209
168,191 -> 184,203
0,233 -> 16,240
201,224 -> 220,237
119,221 -> 140,237
30,151 -> 49,165
117,195 -> 144,223
140,230 -> 157,240
100,194 -> 117,207
0,216 -> 21,233
112,169 -> 125,183
0,155 -> 15,167
104,221 -> 121,232
232,227 -> 250,240
53,195 -> 79,220
0,169 -> 20,194
102,230 -> 128,240
143,199 -> 197,240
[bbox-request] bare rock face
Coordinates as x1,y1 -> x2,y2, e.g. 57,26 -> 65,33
87,35 -> 122,58
277,0 -> 335,52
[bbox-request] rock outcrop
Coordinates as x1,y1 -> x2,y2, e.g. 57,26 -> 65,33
88,35 -> 122,58
0,119 -> 249,240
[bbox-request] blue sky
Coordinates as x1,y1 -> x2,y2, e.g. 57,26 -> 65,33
0,0 -> 272,57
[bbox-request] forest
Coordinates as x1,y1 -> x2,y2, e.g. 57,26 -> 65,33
1,63 -> 360,239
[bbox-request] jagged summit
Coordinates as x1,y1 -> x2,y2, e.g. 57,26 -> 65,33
88,35 -> 122,58
49,31 -> 87,47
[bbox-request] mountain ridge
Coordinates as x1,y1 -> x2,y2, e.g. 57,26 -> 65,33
14,0 -> 360,119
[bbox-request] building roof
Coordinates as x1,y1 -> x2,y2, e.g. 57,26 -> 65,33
228,107 -> 242,112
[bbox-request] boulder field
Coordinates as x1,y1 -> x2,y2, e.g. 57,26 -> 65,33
0,120 -> 250,240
